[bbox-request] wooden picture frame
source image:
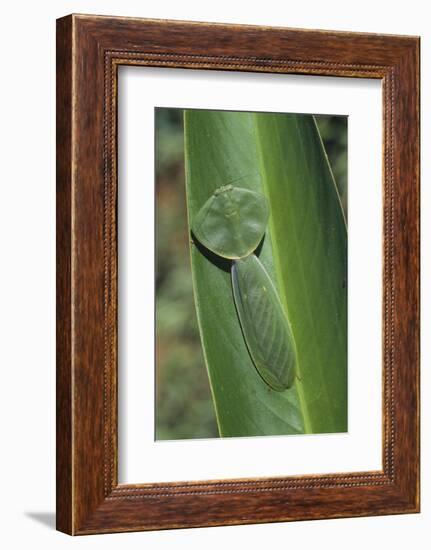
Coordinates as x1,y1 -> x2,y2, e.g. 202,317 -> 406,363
56,14 -> 420,535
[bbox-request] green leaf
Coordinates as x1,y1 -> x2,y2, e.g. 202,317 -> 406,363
254,113 -> 347,433
184,109 -> 347,436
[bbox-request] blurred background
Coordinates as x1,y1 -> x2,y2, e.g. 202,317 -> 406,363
155,108 -> 347,440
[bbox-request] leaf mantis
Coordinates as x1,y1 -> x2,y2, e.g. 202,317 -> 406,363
192,184 -> 298,391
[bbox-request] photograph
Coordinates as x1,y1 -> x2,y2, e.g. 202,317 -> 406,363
155,107 -> 348,440
51,11 -> 420,536
0,0 -> 424,545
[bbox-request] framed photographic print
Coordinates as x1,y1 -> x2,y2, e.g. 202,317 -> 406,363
56,14 -> 420,535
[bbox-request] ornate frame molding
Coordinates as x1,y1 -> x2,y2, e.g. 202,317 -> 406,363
57,14 -> 419,534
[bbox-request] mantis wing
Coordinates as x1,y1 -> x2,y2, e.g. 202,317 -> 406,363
231,254 -> 297,391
